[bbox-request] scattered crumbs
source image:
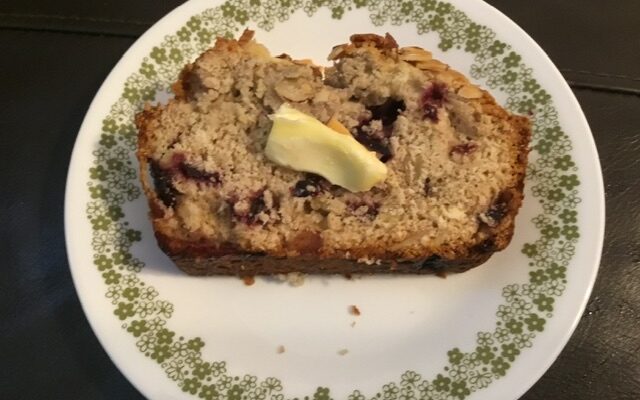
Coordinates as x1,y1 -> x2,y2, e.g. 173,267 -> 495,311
276,345 -> 285,354
274,274 -> 288,282
337,349 -> 349,356
350,321 -> 356,328
349,305 -> 361,316
343,273 -> 352,280
276,272 -> 306,287
287,272 -> 305,287
242,276 -> 255,286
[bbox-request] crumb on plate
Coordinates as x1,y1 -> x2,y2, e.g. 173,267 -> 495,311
242,276 -> 255,286
276,272 -> 305,287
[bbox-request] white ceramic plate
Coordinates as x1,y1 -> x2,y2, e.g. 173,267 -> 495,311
65,1 -> 604,399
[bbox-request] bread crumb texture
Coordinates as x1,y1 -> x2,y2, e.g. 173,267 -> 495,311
136,31 -> 530,269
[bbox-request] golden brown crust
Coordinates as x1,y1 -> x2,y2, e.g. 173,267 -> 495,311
172,253 -> 493,277
135,32 -> 531,276
135,105 -> 166,220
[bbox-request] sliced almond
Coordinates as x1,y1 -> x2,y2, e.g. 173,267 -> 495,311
237,29 -> 255,44
399,46 -> 433,63
328,44 -> 348,60
287,59 -> 324,78
457,85 -> 483,99
414,59 -> 448,72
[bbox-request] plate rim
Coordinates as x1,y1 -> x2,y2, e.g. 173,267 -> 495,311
64,0 -> 605,399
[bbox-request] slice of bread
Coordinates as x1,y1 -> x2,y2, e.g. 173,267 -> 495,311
136,30 -> 530,276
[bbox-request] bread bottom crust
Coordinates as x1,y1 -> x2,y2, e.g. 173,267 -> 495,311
171,253 -> 492,277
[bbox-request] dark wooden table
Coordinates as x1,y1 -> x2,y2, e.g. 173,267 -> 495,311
1,1 -> 639,398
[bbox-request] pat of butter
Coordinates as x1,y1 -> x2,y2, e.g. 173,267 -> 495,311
265,104 -> 388,192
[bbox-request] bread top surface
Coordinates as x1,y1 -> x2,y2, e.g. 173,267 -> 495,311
136,30 -> 530,262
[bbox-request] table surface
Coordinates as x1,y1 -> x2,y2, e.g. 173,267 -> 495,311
1,1 -> 639,398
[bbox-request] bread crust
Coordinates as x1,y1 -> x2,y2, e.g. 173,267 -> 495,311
136,31 -> 531,276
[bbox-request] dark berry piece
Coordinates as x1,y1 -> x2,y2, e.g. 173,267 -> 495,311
179,163 -> 221,186
149,160 -> 179,207
423,104 -> 439,122
229,190 -> 275,226
351,98 -> 405,162
291,174 -> 327,197
353,128 -> 393,162
363,204 -> 380,219
480,191 -> 513,227
249,193 -> 266,220
423,177 -> 432,196
292,181 -> 318,197
368,98 -> 406,128
486,197 -> 509,223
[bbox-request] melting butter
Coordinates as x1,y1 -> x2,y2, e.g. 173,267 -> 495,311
265,104 -> 387,192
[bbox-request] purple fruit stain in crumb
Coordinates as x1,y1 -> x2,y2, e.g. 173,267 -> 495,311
422,82 -> 447,105
421,82 -> 447,122
169,152 -> 186,167
167,152 -> 222,185
179,163 -> 221,186
149,160 -> 179,207
450,142 -> 478,156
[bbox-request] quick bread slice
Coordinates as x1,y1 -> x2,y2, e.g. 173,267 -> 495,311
136,30 -> 530,276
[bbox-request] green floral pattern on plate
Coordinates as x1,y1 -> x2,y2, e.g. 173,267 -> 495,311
84,0 -> 580,398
